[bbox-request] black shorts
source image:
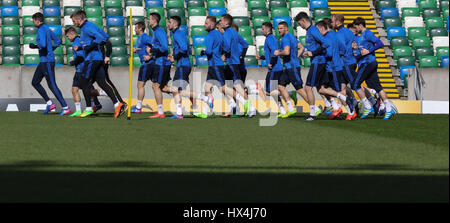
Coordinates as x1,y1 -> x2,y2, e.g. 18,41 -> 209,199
353,61 -> 383,93
151,64 -> 172,88
280,66 -> 303,90
306,63 -> 327,88
239,63 -> 247,82
172,66 -> 191,90
206,65 -> 226,86
328,70 -> 346,92
265,70 -> 283,93
82,60 -> 105,80
138,63 -> 153,82
72,72 -> 83,88
342,64 -> 357,86
225,64 -> 244,85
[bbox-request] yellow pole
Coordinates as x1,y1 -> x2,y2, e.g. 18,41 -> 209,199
127,9 -> 133,120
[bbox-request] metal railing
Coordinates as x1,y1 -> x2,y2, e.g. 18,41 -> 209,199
408,66 -> 427,100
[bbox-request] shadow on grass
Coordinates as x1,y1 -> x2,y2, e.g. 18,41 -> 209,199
0,161 -> 447,202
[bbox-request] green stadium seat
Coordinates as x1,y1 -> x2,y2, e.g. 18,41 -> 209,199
244,56 -> 259,67
397,56 -> 416,67
275,26 -> 294,38
23,35 -> 36,44
408,27 -> 427,40
251,8 -> 269,17
147,7 -> 165,18
207,0 -> 225,7
419,0 -> 438,11
2,45 -> 20,56
419,56 -> 439,67
66,45 -> 73,54
302,57 -> 311,67
55,55 -> 64,65
2,56 -> 20,66
1,16 -> 19,25
65,36 -> 73,47
242,35 -> 254,45
299,36 -> 306,46
87,17 -> 103,28
390,36 -> 410,47
425,17 -> 445,30
271,8 -> 290,17
238,26 -> 252,36
248,0 -> 266,9
422,8 -> 441,18
64,6 -> 81,16
43,0 -> 59,6
132,54 -> 141,67
127,16 -> 145,25
436,46 -> 450,59
415,46 -> 435,60
443,8 -> 450,19
1,25 -> 19,36
440,0 -> 449,9
252,16 -> 270,28
313,8 -> 331,17
167,7 -> 186,18
111,46 -> 127,56
105,7 -> 123,17
109,36 -> 126,45
84,0 -> 101,6
412,36 -> 431,48
107,26 -> 126,36
166,0 -> 184,8
191,25 -> 208,36
23,26 -> 38,35
22,16 -> 34,27
53,45 -> 63,55
1,0 -> 18,6
85,6 -> 103,17
22,0 -> 39,5
290,0 -> 308,8
44,17 -> 61,25
384,17 -> 402,28
430,27 -> 449,37
314,16 -> 332,23
269,0 -> 287,8
2,36 -> 20,45
104,0 -> 122,8
194,45 -> 206,56
401,8 -> 421,21
125,0 -> 143,7
188,7 -> 206,17
258,45 -> 265,56
254,27 -> 263,36
111,56 -> 129,66
188,0 -> 204,7
24,54 -> 40,66
393,46 -> 413,60
233,17 -> 250,27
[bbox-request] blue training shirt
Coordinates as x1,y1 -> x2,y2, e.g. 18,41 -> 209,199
336,25 -> 357,66
305,24 -> 328,64
324,30 -> 345,72
223,27 -> 242,65
72,36 -> 84,73
264,33 -> 283,72
357,29 -> 381,65
280,32 -> 301,69
35,24 -> 61,63
171,27 -> 191,67
137,33 -> 154,65
150,25 -> 171,66
205,29 -> 224,67
237,33 -> 249,66
80,20 -> 108,61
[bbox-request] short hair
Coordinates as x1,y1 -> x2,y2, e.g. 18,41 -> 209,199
294,12 -> 310,23
170,16 -> 181,27
135,21 -> 146,32
221,14 -> 233,25
262,22 -> 273,30
353,17 -> 366,27
315,20 -> 328,29
32,12 -> 44,22
206,16 -> 217,24
71,10 -> 86,20
347,23 -> 355,29
231,23 -> 239,32
150,12 -> 161,24
278,21 -> 289,28
65,26 -> 77,35
322,18 -> 333,29
333,14 -> 345,24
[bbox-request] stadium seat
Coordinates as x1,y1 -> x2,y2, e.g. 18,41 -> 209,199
419,0 -> 437,11
106,16 -> 124,26
430,27 -> 449,37
23,26 -> 38,35
290,0 -> 308,8
233,17 -> 250,27
397,56 -> 416,67
399,66 -> 415,83
443,8 -> 450,19
419,56 -> 439,67
1,6 -> 18,16
111,46 -> 127,56
422,8 -> 441,19
85,6 -> 103,17
64,16 -> 74,27
209,7 -> 227,17
291,7 -> 311,19
1,16 -> 19,25
273,16 -> 292,27
64,6 -> 81,16
2,56 -> 20,66
393,46 -> 413,60
425,17 -> 445,30
404,17 -> 425,29
269,0 -> 287,8
188,0 -> 204,7
109,36 -> 126,45
411,36 -> 431,48
125,0 -> 144,7
191,25 -> 208,36
441,56 -> 449,67
297,26 -> 307,37
314,15 -> 332,23
436,46 -> 450,59
380,8 -> 399,20
2,45 -> 20,56
248,0 -> 266,9
397,0 -> 417,10
194,45 -> 206,56
43,0 -> 59,6
166,0 -> 184,8
408,27 -> 427,40
253,16 -> 270,28
256,36 -> 266,47
299,36 -> 306,46
132,54 -> 141,67
310,0 -> 328,11
192,35 -> 207,46
84,0 -> 101,6
245,56 -> 259,67
390,36 -> 410,47
195,56 -> 208,67
432,36 -> 449,50
238,26 -> 252,36
44,17 -> 61,25
111,56 -> 129,66
87,17 -> 103,28
254,27 -> 263,36
21,6 -> 40,16
207,0 -> 225,8
22,16 -> 35,27
107,26 -> 125,36
313,8 -> 331,17
415,47 -> 435,60
401,8 -> 421,21
105,7 -> 123,17
384,17 -> 402,28
441,0 -> 450,9
23,54 -> 40,66
271,8 -> 290,17
250,8 -> 269,17
378,0 -> 396,11
2,36 -> 20,46
1,25 -> 19,36
145,0 -> 163,7
387,27 -> 406,39
302,57 -> 311,67
43,6 -> 61,17
188,7 -> 206,17
105,0 -> 122,8
63,0 -> 81,7
146,6 -> 164,17
189,16 -> 206,26
2,0 -> 18,6
242,35 -> 254,45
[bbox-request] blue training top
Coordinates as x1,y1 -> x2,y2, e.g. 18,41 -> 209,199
205,29 -> 224,67
264,33 -> 283,72
356,28 -> 384,65
280,32 -> 301,69
336,25 -> 357,66
137,33 -> 154,65
80,20 -> 108,61
171,27 -> 191,67
72,36 -> 84,73
150,25 -> 171,66
223,27 -> 242,65
305,24 -> 328,64
324,30 -> 345,72
36,24 -> 61,63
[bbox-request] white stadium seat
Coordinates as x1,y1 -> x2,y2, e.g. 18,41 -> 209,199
247,45 -> 257,56
291,7 -> 311,18
432,37 -> 449,50
256,36 -> 266,47
23,45 -> 39,55
227,0 -> 246,8
404,17 -> 424,29
64,16 -> 74,26
398,0 -> 417,13
229,8 -> 248,17
189,16 -> 207,26
297,26 -> 307,37
63,0 -> 82,7
22,6 -> 41,16
126,7 -> 145,17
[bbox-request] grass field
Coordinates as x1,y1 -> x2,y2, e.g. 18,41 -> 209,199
0,112 -> 448,202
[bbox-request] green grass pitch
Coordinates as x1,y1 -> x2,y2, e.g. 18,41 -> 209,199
0,112 -> 448,202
